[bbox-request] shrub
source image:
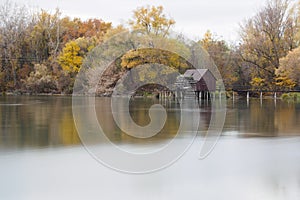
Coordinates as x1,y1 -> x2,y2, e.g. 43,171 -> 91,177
281,92 -> 300,102
23,64 -> 57,93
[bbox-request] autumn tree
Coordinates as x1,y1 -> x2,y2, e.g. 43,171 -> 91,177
58,37 -> 98,77
276,46 -> 300,89
239,0 -> 297,90
120,5 -> 188,72
121,48 -> 190,72
29,10 -> 111,71
77,19 -> 111,41
129,5 -> 175,36
58,40 -> 82,75
60,17 -> 111,43
29,9 -> 63,63
199,30 -> 240,90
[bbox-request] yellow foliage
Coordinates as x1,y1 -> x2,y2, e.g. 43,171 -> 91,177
58,41 -> 83,75
129,5 -> 175,36
275,76 -> 296,90
120,48 -> 189,72
58,36 -> 99,76
200,30 -> 213,50
277,46 -> 300,88
250,77 -> 265,89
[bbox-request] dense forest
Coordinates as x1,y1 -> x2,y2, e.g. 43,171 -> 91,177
1,0 -> 300,95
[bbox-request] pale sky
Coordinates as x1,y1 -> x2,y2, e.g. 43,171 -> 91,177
4,0 -> 270,43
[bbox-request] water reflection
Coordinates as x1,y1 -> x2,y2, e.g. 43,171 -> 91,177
0,96 -> 80,150
96,98 -> 181,144
225,99 -> 300,137
0,96 -> 300,150
95,97 -> 212,144
1,96 -> 300,200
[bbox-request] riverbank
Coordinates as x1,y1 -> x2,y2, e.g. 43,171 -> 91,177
1,90 -> 300,102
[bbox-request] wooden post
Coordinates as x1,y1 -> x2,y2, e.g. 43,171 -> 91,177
274,92 -> 277,108
260,92 -> 263,100
247,91 -> 250,107
260,92 -> 263,107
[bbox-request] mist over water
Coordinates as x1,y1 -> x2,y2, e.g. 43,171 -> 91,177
0,96 -> 300,200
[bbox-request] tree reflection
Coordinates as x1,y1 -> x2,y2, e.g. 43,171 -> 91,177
1,97 -> 300,151
0,96 -> 80,150
225,99 -> 300,137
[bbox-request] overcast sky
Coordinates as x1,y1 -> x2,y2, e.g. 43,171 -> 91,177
5,0 -> 269,43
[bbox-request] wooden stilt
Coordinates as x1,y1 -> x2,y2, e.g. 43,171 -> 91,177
260,92 -> 263,107
260,92 -> 263,100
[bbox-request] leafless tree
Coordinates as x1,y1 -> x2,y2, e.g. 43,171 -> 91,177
0,0 -> 31,87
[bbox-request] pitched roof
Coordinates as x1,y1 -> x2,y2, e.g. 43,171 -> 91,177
184,69 -> 215,81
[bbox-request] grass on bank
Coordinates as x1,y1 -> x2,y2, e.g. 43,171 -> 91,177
281,92 -> 300,102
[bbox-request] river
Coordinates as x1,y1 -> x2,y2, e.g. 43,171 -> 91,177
0,96 -> 299,200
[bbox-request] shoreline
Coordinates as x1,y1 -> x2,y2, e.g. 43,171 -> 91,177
1,91 -> 300,101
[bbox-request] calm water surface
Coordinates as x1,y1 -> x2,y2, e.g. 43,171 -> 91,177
0,96 -> 300,200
